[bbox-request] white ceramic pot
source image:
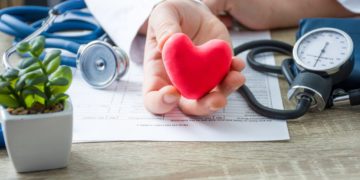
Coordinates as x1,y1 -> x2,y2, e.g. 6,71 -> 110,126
0,99 -> 73,173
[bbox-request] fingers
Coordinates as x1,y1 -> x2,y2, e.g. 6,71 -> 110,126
144,1 -> 185,115
149,1 -> 182,50
218,71 -> 246,96
217,57 -> 246,96
178,68 -> 245,116
143,56 -> 246,115
179,57 -> 245,116
218,15 -> 233,29
144,2 -> 181,115
231,56 -> 246,71
143,0 -> 244,116
144,85 -> 181,114
143,39 -> 179,114
179,91 -> 227,116
143,27 -> 179,114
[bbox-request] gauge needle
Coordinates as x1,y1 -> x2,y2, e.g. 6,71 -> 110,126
314,42 -> 329,67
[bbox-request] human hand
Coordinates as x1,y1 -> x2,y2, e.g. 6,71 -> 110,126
203,0 -> 355,30
143,0 -> 245,116
202,0 -> 270,30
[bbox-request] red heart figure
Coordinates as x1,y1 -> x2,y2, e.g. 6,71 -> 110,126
162,33 -> 232,99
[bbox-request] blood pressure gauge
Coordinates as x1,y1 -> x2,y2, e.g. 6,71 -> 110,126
293,28 -> 354,80
289,28 -> 354,111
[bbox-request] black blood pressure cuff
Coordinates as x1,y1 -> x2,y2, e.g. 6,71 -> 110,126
296,18 -> 360,90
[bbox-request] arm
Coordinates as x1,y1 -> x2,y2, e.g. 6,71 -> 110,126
204,0 -> 355,30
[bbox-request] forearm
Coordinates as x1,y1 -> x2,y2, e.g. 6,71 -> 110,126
225,0 -> 355,30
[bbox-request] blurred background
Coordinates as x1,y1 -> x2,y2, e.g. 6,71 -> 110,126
0,0 -> 64,7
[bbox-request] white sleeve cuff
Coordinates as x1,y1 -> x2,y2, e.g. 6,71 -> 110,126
85,0 -> 163,62
338,0 -> 360,13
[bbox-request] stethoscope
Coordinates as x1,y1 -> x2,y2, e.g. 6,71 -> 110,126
235,28 -> 360,119
0,0 -> 129,89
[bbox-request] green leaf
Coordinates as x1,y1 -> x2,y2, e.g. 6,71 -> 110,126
0,84 -> 10,94
0,94 -> 19,108
45,55 -> 61,74
0,82 -> 10,94
43,50 -> 61,66
3,69 -> 19,80
48,93 -> 68,106
48,77 -> 68,86
27,95 -> 45,109
0,81 -> 10,88
17,69 -> 44,88
30,36 -> 45,57
22,86 -> 47,99
50,66 -> 72,94
15,80 -> 25,91
19,63 -> 41,76
18,57 -> 38,69
24,95 -> 35,109
21,84 -> 46,108
25,75 -> 47,86
0,88 -> 10,94
16,41 -> 31,54
20,69 -> 43,82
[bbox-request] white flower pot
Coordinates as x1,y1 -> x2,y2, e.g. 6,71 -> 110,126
0,99 -> 73,173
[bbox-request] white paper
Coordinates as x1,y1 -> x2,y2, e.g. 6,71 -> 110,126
68,31 -> 289,142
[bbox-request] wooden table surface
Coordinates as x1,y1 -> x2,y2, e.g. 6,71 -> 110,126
0,29 -> 359,179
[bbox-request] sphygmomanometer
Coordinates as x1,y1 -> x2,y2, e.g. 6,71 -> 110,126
235,18 -> 360,120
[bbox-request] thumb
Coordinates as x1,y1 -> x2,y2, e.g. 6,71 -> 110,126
149,1 -> 182,50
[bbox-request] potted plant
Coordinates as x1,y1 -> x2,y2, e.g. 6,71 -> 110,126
0,36 -> 73,172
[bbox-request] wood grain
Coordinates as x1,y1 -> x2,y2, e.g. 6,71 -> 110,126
0,0 -> 23,8
0,29 -> 359,179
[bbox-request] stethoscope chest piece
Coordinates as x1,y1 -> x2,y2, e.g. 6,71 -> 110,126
77,41 -> 129,89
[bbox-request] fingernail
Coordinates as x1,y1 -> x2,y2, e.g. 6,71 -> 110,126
164,94 -> 178,104
233,84 -> 243,91
210,105 -> 222,112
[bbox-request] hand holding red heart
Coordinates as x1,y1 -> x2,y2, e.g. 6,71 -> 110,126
143,0 -> 245,116
162,33 -> 233,99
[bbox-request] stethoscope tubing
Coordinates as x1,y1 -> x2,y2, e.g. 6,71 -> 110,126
52,0 -> 86,14
1,0 -> 102,70
0,6 -> 49,20
0,8 -> 104,43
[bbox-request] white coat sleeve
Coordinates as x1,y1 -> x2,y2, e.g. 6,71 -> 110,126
84,0 -> 163,63
337,0 -> 360,13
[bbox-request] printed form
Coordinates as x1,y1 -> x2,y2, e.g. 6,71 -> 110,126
68,31 -> 290,142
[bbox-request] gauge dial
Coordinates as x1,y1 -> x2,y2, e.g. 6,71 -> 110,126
293,28 -> 353,74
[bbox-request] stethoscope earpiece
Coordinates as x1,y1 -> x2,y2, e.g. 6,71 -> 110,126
77,41 -> 129,89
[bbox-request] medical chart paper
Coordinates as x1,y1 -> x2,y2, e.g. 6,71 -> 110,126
68,31 -> 290,142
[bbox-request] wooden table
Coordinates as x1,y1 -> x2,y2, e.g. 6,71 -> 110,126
0,29 -> 359,179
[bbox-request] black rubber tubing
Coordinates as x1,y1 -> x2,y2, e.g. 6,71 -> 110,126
234,40 -> 312,120
237,85 -> 312,120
